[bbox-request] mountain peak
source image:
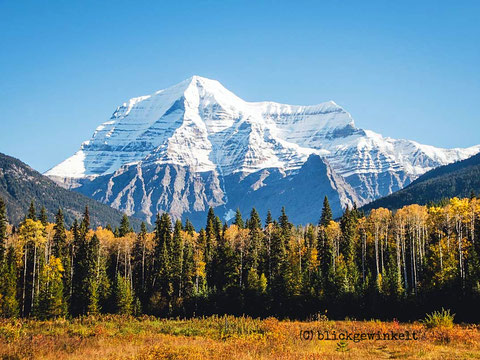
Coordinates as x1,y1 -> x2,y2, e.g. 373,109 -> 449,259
46,76 -> 479,210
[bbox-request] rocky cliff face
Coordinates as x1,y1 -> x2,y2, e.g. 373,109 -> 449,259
45,76 -> 480,226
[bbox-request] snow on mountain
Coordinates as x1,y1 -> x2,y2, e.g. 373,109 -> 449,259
47,76 -> 322,180
45,76 -> 480,225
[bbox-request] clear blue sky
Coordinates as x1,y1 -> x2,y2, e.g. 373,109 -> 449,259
1,0 -> 479,173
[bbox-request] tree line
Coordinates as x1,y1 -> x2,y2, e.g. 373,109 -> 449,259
0,194 -> 480,321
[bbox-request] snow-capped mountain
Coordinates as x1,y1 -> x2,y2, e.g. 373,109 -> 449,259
46,76 -> 480,226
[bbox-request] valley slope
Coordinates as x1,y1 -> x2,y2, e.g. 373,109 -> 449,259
361,152 -> 480,211
0,152 -> 143,228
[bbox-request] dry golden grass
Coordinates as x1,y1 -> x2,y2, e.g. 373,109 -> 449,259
1,315 -> 479,359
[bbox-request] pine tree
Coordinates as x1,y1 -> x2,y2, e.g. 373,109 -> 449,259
119,214 -> 131,237
52,209 -> 69,314
182,238 -> 195,298
340,207 -> 355,263
211,234 -> 239,292
279,207 -> 290,233
270,225 -> 287,295
205,208 -> 218,288
279,207 -> 292,252
71,209 -> 99,316
81,206 -> 90,234
184,219 -> 195,235
152,213 -> 173,314
265,210 -> 273,227
249,208 -> 262,230
52,209 -> 67,259
27,200 -> 36,221
113,273 -> 133,315
132,222 -> 148,304
247,208 -> 263,271
171,220 -> 184,298
339,207 -> 359,293
0,247 -> 19,317
39,206 -> 48,226
86,234 -> 100,315
233,208 -> 245,229
317,221 -> 335,299
320,196 -> 333,227
205,208 -> 217,260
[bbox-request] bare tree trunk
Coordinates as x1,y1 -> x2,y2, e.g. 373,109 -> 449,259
115,247 -> 120,275
31,244 -> 37,313
374,227 -> 379,278
380,231 -> 384,275
396,233 -> 401,288
142,244 -> 145,291
402,231 -> 407,292
22,246 -> 28,316
362,231 -> 366,283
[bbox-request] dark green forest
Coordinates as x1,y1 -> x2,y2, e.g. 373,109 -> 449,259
1,195 -> 480,322
362,152 -> 480,212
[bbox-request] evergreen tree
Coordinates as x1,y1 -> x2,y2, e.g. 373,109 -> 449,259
340,207 -> 355,263
71,209 -> 99,316
132,222 -> 148,304
247,208 -> 263,271
171,220 -> 184,298
52,209 -> 67,259
270,225 -> 287,295
80,206 -> 90,234
320,196 -> 333,227
27,200 -> 36,221
52,209 -> 69,313
279,207 -> 292,251
0,247 -> 19,317
234,208 -> 245,229
339,207 -> 359,294
113,273 -> 133,315
152,213 -> 173,314
39,206 -> 48,226
211,234 -> 239,292
265,210 -> 273,227
248,208 -> 262,230
119,214 -> 131,237
86,234 -> 100,315
206,208 -> 221,255
184,219 -> 195,235
317,223 -> 335,299
205,208 -> 218,288
182,238 -> 195,298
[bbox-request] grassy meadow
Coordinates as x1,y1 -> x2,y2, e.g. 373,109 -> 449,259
1,315 -> 480,359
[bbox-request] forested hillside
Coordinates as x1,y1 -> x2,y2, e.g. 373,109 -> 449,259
0,153 -> 142,229
362,152 -> 480,212
1,194 -> 479,322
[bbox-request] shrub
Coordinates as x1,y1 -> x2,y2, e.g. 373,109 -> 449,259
423,308 -> 455,329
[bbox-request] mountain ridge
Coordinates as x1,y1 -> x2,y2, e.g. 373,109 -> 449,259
0,152 -> 144,229
44,76 -> 480,225
361,152 -> 480,211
